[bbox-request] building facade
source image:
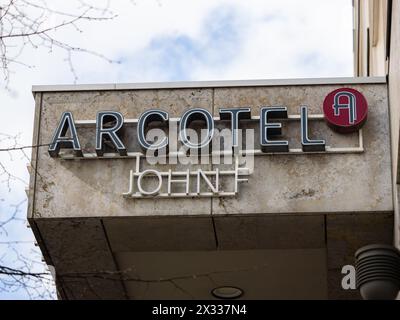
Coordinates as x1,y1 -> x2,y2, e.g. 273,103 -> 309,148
354,0 -> 400,249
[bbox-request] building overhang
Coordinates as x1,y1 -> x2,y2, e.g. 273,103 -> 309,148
28,77 -> 394,299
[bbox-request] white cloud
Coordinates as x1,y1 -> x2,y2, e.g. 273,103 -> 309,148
0,0 -> 354,137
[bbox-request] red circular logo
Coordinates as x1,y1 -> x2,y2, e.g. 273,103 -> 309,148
323,88 -> 368,133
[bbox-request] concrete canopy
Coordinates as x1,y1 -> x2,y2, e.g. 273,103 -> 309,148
28,77 -> 393,299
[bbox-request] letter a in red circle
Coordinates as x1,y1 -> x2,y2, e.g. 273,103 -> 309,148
323,88 -> 368,133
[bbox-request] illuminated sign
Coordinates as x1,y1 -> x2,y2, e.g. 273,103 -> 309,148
323,88 -> 368,133
47,88 -> 368,199
122,155 -> 251,199
48,106 -> 329,157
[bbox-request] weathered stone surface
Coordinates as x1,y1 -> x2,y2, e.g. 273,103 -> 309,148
213,84 -> 392,215
34,89 -> 213,218
32,83 -> 392,219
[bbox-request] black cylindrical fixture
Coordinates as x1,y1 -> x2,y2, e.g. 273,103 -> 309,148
355,244 -> 400,300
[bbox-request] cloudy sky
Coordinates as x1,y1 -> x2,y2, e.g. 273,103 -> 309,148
0,0 -> 353,299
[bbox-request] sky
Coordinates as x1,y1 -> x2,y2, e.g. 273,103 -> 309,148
0,0 -> 353,299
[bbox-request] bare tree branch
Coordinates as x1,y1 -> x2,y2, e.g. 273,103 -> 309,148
0,0 -> 120,87
0,264 -> 49,278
